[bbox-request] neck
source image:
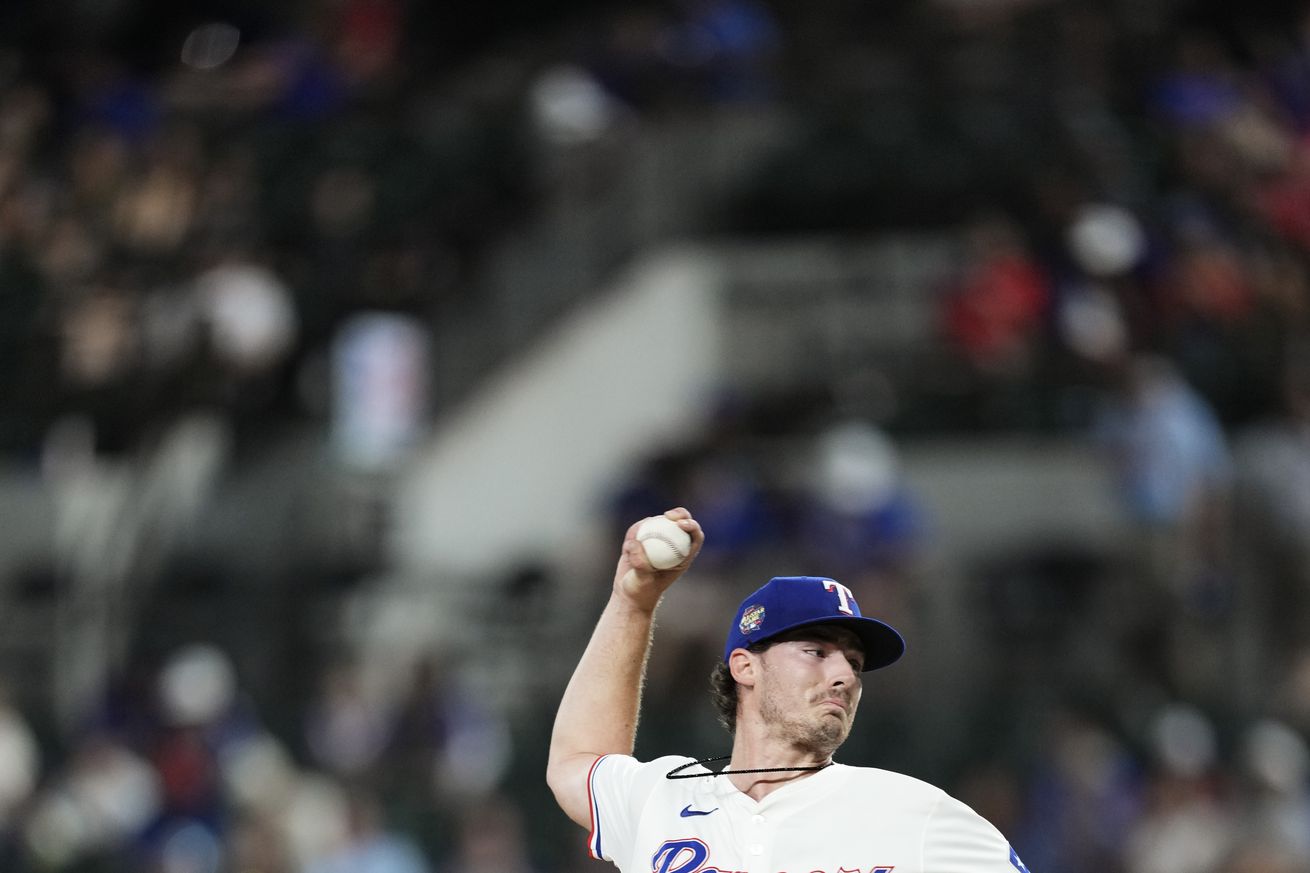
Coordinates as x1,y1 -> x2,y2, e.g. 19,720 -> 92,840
727,731 -> 833,800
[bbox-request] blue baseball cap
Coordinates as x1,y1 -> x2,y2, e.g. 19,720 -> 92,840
724,576 -> 905,671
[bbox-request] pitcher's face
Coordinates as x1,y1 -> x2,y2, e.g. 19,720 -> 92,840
749,627 -> 864,756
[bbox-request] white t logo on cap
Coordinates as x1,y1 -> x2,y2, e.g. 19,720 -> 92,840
823,580 -> 856,615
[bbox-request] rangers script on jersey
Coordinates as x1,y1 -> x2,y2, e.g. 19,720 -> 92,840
587,755 -> 1031,873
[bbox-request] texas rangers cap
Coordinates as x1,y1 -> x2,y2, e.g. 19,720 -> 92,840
724,576 -> 905,671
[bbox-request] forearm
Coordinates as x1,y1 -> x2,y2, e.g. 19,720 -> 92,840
546,509 -> 701,828
548,591 -> 656,774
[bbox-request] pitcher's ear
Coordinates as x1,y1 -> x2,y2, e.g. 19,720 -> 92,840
728,647 -> 758,688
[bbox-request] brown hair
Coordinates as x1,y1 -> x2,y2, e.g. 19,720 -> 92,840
709,640 -> 771,734
710,626 -> 866,733
709,660 -> 739,733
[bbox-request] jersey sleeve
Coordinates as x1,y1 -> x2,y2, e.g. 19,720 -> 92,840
586,754 -> 692,865
921,793 -> 1031,873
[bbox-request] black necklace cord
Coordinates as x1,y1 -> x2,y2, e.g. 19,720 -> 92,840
665,755 -> 833,780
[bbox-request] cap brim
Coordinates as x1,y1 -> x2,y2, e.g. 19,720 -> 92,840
753,615 -> 906,671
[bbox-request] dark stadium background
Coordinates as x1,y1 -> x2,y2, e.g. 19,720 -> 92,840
0,1 -> 1309,871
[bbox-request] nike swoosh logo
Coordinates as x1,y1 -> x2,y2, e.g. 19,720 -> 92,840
680,805 -> 718,817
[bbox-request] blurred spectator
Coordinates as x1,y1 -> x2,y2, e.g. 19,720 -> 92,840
1014,708 -> 1143,873
1094,354 -> 1233,696
282,774 -> 354,871
330,0 -> 408,91
0,692 -> 39,830
1233,719 -> 1310,866
303,786 -> 430,873
228,810 -> 296,873
304,660 -> 395,779
1096,353 -> 1231,526
111,123 -> 203,255
225,731 -> 299,809
1160,230 -> 1260,417
151,645 -> 260,831
385,654 -> 513,808
529,65 -> 625,148
194,257 -> 298,386
941,213 -> 1054,429
1065,204 -> 1149,284
22,731 -> 161,870
441,795 -> 540,873
53,285 -> 147,456
796,418 -> 925,578
150,818 -> 225,873
1123,704 -> 1235,873
1254,142 -> 1310,253
944,215 -> 1052,377
675,448 -> 779,569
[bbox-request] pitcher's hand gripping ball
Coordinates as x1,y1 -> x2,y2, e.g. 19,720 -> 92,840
635,516 -> 692,570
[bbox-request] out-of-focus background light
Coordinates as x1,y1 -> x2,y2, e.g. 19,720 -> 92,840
180,23 -> 242,72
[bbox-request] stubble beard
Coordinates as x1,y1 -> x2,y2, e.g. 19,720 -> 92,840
757,681 -> 853,759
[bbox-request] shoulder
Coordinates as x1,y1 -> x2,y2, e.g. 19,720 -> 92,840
823,765 -> 951,823
590,754 -> 705,797
837,766 -> 1020,870
836,764 -> 949,799
593,754 -> 699,777
589,754 -> 710,827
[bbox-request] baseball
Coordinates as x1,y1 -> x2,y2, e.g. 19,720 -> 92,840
635,516 -> 692,570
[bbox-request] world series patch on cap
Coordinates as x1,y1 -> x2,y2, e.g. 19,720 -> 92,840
723,576 -> 905,671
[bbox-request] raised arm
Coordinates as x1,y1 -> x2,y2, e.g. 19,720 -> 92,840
546,508 -> 703,828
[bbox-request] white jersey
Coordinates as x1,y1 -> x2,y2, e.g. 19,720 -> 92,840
586,755 -> 1030,873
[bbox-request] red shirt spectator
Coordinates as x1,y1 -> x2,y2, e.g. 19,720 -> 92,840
944,218 -> 1052,372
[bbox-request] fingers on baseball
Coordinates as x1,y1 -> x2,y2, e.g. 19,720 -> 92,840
658,507 -> 701,535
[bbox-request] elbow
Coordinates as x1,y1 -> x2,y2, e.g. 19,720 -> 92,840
546,754 -> 580,804
545,759 -> 566,801
546,752 -> 597,829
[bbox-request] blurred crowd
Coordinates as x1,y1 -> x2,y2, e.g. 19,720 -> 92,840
3,0 -> 1310,873
0,642 -> 536,873
0,0 -> 545,469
